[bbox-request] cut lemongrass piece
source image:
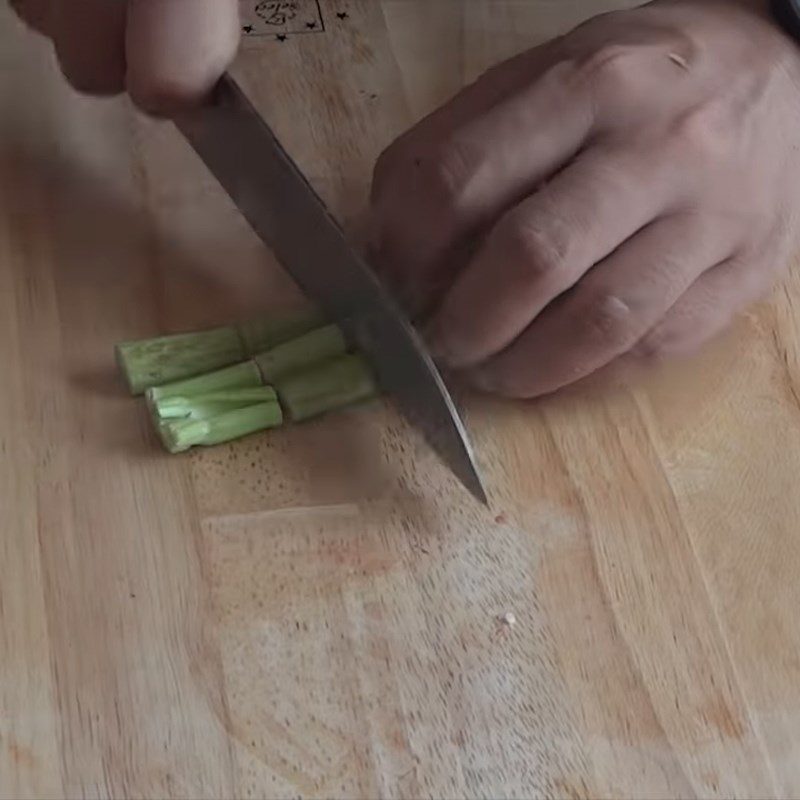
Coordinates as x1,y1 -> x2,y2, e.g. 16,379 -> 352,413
158,401 -> 284,454
116,310 -> 328,395
254,323 -> 347,383
237,308 -> 326,355
116,326 -> 245,395
146,361 -> 263,411
153,386 -> 279,421
275,353 -> 379,423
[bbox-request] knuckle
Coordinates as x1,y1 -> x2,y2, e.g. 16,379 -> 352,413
372,136 -> 485,212
567,44 -> 639,96
581,293 -> 637,350
416,138 -> 485,206
499,213 -> 570,280
670,106 -> 731,162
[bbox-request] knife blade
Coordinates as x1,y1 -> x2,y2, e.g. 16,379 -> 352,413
175,75 -> 486,503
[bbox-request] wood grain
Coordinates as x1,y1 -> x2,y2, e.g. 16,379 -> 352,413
2,1 -> 799,797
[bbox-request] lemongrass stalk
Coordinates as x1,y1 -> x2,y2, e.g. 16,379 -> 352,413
116,309 -> 325,395
144,323 -> 346,416
275,354 -> 379,422
116,326 -> 245,395
237,308 -> 326,355
253,324 -> 347,383
146,361 -> 263,410
158,401 -> 284,454
153,387 -> 279,421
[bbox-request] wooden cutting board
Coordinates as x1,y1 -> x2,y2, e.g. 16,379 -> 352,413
2,1 -> 799,797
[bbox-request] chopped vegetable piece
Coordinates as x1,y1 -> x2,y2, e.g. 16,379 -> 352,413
237,309 -> 326,355
254,323 -> 348,382
158,401 -> 284,454
153,387 -> 279,421
275,354 -> 378,422
146,361 -> 263,412
116,327 -> 245,395
116,310 -> 326,395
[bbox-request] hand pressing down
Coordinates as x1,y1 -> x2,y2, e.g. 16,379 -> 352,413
370,0 -> 800,398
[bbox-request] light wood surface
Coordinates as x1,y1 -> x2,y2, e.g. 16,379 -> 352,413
2,1 -> 800,798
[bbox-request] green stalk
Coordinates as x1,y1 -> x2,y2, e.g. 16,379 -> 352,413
237,309 -> 326,355
153,387 -> 279,421
158,401 -> 284,454
146,361 -> 263,408
116,326 -> 245,395
116,309 -> 326,395
253,324 -> 347,383
275,354 -> 379,422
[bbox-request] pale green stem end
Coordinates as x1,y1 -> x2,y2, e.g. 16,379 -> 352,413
159,401 -> 284,453
153,386 -> 279,421
146,361 -> 264,413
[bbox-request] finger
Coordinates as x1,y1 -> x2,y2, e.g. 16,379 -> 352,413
126,0 -> 240,116
372,58 -> 595,305
429,145 -> 680,368
9,0 -> 53,35
468,213 -> 735,398
626,253 -> 773,362
52,0 -> 127,95
372,40 -> 559,193
547,251 -> 778,395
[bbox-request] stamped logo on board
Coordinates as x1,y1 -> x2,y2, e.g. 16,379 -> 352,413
239,0 -> 326,39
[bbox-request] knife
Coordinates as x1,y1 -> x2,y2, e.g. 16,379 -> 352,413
175,75 -> 487,503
